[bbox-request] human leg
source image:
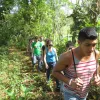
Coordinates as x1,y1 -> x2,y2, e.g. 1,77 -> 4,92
64,91 -> 78,100
32,55 -> 37,71
37,55 -> 42,71
46,63 -> 52,81
52,62 -> 60,89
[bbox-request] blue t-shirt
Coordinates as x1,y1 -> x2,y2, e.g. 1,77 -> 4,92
46,47 -> 56,63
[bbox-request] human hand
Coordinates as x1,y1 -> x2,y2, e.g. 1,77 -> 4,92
70,77 -> 83,90
45,64 -> 49,69
93,75 -> 100,86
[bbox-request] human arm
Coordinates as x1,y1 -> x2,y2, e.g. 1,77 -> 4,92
31,42 -> 34,58
52,51 -> 83,89
52,53 -> 70,84
53,48 -> 58,61
93,50 -> 100,86
41,45 -> 45,61
43,49 -> 49,69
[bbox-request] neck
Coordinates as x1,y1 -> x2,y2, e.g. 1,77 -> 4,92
76,47 -> 91,59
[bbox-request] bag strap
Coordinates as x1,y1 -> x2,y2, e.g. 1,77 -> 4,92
70,48 -> 77,77
52,47 -> 56,53
70,49 -> 98,77
42,46 -> 45,55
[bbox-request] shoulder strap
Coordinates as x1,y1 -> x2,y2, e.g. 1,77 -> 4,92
45,47 -> 48,52
70,48 -> 77,77
42,46 -> 45,59
52,47 -> 56,53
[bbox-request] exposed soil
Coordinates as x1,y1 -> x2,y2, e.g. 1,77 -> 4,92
7,47 -> 100,100
8,47 -> 63,100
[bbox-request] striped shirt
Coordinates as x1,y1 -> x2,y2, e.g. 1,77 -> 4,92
64,53 -> 97,98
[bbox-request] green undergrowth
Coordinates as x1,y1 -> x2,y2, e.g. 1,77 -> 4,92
0,46 -> 100,100
0,46 -> 62,100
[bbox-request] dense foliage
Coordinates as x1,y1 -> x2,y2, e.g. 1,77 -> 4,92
0,0 -> 100,48
0,46 -> 100,100
0,46 -> 63,99
0,0 -> 100,99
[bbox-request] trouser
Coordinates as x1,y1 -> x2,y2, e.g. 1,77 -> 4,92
63,90 -> 87,100
46,62 -> 60,88
32,55 -> 42,71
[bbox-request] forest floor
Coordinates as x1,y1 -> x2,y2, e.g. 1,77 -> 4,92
2,46 -> 99,100
8,47 -> 63,100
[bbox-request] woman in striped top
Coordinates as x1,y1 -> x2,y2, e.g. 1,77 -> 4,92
52,27 -> 100,100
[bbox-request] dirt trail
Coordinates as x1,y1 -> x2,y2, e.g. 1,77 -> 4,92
8,47 -> 63,100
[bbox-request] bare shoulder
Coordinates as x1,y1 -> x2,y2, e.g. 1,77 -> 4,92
95,49 -> 100,59
53,47 -> 56,51
53,51 -> 73,71
58,51 -> 72,66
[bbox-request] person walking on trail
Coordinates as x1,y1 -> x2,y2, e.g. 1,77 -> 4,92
42,39 -> 49,60
52,27 -> 100,100
31,36 -> 42,72
59,41 -> 75,92
66,41 -> 74,51
27,37 -> 34,64
41,39 -> 49,71
43,39 -> 60,90
27,37 -> 34,55
39,36 -> 45,46
39,36 -> 45,68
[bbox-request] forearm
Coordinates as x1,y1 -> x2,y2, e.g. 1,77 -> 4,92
44,57 -> 48,67
56,55 -> 58,61
31,48 -> 34,55
93,65 -> 100,77
52,71 -> 70,84
55,52 -> 58,61
44,59 -> 47,65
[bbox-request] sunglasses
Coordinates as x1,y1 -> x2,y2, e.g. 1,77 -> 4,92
48,44 -> 53,46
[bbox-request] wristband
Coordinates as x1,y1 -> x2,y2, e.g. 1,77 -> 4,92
69,79 -> 73,85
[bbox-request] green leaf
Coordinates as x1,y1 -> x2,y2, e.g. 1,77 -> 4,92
21,84 -> 26,92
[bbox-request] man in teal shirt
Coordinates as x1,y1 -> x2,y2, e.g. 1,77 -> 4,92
31,36 -> 42,71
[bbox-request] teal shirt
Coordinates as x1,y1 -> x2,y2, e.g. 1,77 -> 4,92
46,47 -> 56,62
31,41 -> 42,56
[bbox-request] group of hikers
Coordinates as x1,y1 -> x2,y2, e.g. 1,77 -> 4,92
27,36 -> 61,90
27,27 -> 100,100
